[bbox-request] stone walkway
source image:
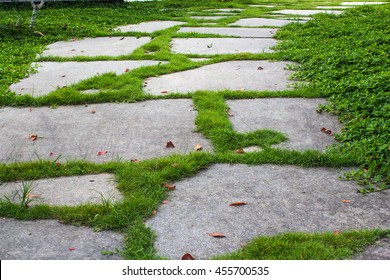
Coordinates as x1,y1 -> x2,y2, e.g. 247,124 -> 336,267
1,2 -> 389,260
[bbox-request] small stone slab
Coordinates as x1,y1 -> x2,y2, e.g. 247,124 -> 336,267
10,60 -> 163,97
0,219 -> 123,260
0,100 -> 212,163
41,37 -> 151,57
116,21 -> 186,33
171,38 -> 277,55
0,174 -> 122,206
229,18 -> 305,27
146,164 -> 390,259
227,98 -> 341,151
272,9 -> 344,16
144,61 -> 294,95
340,2 -> 386,5
190,16 -> 230,20
177,27 -> 277,38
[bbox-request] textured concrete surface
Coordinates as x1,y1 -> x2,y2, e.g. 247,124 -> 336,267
171,38 -> 277,55
316,6 -> 354,9
272,9 -> 343,16
9,60 -> 163,97
116,21 -> 186,33
146,164 -> 390,260
227,98 -> 341,151
230,18 -> 305,27
0,174 -> 122,206
0,100 -> 212,163
353,238 -> 390,260
190,16 -> 230,20
203,9 -> 244,12
0,219 -> 123,260
144,61 -> 295,95
41,37 -> 151,57
177,27 -> 277,38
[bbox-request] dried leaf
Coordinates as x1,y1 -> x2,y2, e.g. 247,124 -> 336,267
161,90 -> 168,94
235,148 -> 245,154
124,68 -> 130,72
29,134 -> 38,141
208,232 -> 226,238
27,193 -> 41,199
257,66 -> 264,70
131,159 -> 140,163
29,107 -> 32,112
229,202 -> 248,206
90,110 -> 96,114
341,199 -> 351,203
55,162 -> 62,167
195,144 -> 202,151
61,75 -> 66,78
226,109 -> 234,117
165,141 -> 175,148
71,49 -> 76,51
97,151 -> 107,156
163,183 -> 176,191
120,37 -> 125,40
68,248 -> 76,251
152,210 -> 157,215
172,162 -> 178,167
181,253 -> 195,260
163,200 -> 169,204
49,152 -> 55,157
321,127 -> 333,136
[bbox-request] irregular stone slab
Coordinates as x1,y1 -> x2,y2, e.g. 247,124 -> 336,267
0,219 -> 123,260
9,60 -> 163,97
190,16 -> 230,20
272,9 -> 343,16
340,2 -> 386,5
178,27 -> 277,38
230,18 -> 305,27
144,61 -> 294,95
353,238 -> 390,260
0,174 -> 122,206
146,164 -> 390,260
249,5 -> 276,8
171,38 -> 277,55
41,37 -> 151,57
116,21 -> 186,33
227,98 -> 341,151
0,100 -> 212,163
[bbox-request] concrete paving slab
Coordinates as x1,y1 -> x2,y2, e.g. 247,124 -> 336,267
41,37 -> 151,58
0,100 -> 212,163
229,18 -> 305,27
272,9 -> 344,16
340,2 -> 386,5
171,38 -> 277,55
0,219 -> 123,260
9,60 -> 163,97
146,164 -> 390,260
0,174 -> 122,206
353,238 -> 390,260
249,5 -> 276,8
177,27 -> 277,38
116,21 -> 186,33
190,16 -> 230,20
227,98 -> 341,151
144,61 -> 294,95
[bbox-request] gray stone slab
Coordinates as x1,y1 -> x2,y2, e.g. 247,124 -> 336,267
171,38 -> 277,55
230,18 -> 305,27
146,164 -> 390,260
9,60 -> 163,97
353,238 -> 390,260
227,98 -> 341,151
144,61 -> 294,95
0,100 -> 212,163
0,219 -> 123,260
0,174 -> 122,206
177,27 -> 277,38
249,5 -> 276,8
272,9 -> 344,16
190,16 -> 230,20
116,21 -> 186,33
340,1 -> 386,5
41,37 -> 151,57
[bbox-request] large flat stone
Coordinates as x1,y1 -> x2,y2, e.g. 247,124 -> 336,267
171,38 -> 277,55
116,21 -> 186,33
41,37 -> 151,57
9,60 -> 163,97
0,100 -> 212,163
272,9 -> 344,16
229,18 -> 305,27
190,16 -> 230,20
177,27 -> 277,38
0,219 -> 123,260
144,61 -> 294,95
146,164 -> 390,260
0,174 -> 122,206
227,98 -> 341,151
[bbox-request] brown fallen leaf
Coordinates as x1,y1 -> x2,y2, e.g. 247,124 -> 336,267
257,66 -> 264,70
68,248 -> 76,251
152,210 -> 157,215
162,183 -> 176,191
49,152 -> 55,157
161,90 -> 168,94
208,232 -> 226,238
55,162 -> 62,167
97,151 -> 107,156
131,159 -> 140,163
27,193 -> 41,199
181,253 -> 195,260
71,49 -> 76,51
90,110 -> 96,114
29,134 -> 38,141
195,144 -> 202,151
226,109 -> 234,117
229,202 -> 248,206
124,68 -> 130,72
341,199 -> 351,203
321,127 -> 333,136
235,148 -> 245,154
165,141 -> 175,148
120,37 -> 125,40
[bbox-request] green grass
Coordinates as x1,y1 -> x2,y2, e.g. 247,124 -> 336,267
1,0 -> 389,259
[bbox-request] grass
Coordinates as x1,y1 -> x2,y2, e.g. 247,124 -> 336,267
0,0 -> 389,259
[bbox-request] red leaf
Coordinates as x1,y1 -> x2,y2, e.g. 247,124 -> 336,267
341,199 -> 351,203
68,248 -> 76,251
229,202 -> 248,206
131,159 -> 140,163
163,183 -> 176,191
235,148 -> 245,154
29,134 -> 38,141
321,127 -> 333,136
49,152 -> 55,157
165,141 -> 175,148
97,151 -> 107,156
208,232 -> 226,238
181,253 -> 195,260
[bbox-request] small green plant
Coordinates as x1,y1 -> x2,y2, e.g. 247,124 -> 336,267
1,181 -> 40,209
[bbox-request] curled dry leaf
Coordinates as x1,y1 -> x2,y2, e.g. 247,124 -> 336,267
195,144 -> 202,151
257,66 -> 264,70
161,90 -> 168,94
152,210 -> 157,215
163,183 -> 176,191
321,127 -> 333,136
68,248 -> 76,251
55,162 -> 62,167
97,151 -> 107,156
229,202 -> 248,207
27,193 -> 41,199
226,109 -> 234,117
124,68 -> 130,72
49,152 -> 55,157
341,199 -> 351,203
29,134 -> 38,141
208,232 -> 226,238
235,148 -> 245,154
165,141 -> 175,148
131,159 -> 140,163
181,253 -> 195,260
